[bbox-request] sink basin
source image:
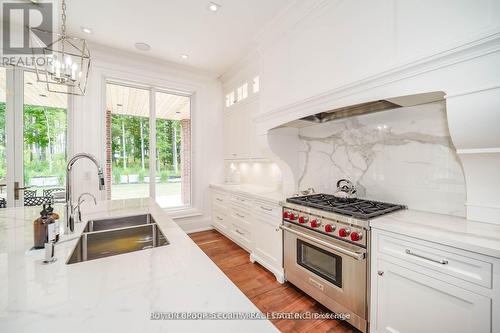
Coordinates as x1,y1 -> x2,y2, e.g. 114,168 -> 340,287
67,222 -> 168,265
83,213 -> 155,232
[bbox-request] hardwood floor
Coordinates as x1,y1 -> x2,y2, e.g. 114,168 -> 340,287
189,229 -> 361,333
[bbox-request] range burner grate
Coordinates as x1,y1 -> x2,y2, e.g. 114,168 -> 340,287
286,194 -> 405,219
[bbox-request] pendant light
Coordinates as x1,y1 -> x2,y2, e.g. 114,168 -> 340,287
31,0 -> 91,96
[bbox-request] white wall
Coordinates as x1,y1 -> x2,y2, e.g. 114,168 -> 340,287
69,43 -> 224,232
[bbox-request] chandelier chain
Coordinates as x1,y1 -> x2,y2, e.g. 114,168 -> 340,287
61,0 -> 67,36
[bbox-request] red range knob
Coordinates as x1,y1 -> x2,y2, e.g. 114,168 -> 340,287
338,228 -> 350,237
351,232 -> 362,241
298,216 -> 307,224
282,211 -> 290,219
310,219 -> 319,228
289,213 -> 296,220
324,224 -> 334,233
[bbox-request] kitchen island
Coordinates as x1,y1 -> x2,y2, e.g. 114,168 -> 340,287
0,198 -> 279,333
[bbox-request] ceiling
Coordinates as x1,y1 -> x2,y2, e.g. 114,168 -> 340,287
0,70 -> 68,108
64,0 -> 290,76
106,83 -> 190,120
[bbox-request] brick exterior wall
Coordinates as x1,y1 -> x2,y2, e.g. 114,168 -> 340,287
180,119 -> 191,205
105,110 -> 112,200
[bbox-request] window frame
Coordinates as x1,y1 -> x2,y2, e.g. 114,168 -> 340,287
105,79 -> 193,210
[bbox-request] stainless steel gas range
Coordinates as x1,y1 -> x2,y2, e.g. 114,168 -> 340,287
280,193 -> 405,333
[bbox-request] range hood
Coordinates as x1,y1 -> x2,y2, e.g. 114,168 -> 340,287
292,92 -> 445,126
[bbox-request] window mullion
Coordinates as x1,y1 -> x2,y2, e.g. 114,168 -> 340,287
149,87 -> 156,200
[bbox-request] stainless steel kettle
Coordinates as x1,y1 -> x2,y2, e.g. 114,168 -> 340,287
333,179 -> 357,202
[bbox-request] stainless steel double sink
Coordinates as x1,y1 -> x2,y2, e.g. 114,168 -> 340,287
67,214 -> 169,265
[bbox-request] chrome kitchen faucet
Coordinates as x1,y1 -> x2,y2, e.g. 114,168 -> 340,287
65,153 -> 105,233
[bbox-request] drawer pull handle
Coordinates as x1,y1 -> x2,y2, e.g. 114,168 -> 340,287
236,213 -> 245,218
235,230 -> 244,235
377,270 -> 384,276
260,206 -> 273,211
216,198 -> 223,202
237,198 -> 246,202
405,249 -> 448,265
216,216 -> 223,221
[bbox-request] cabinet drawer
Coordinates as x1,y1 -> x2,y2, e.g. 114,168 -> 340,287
212,201 -> 226,215
212,191 -> 227,205
212,211 -> 228,232
231,223 -> 252,250
377,233 -> 493,288
254,200 -> 281,218
230,195 -> 253,209
231,206 -> 252,228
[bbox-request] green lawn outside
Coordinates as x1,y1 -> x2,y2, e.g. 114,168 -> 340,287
111,182 -> 182,208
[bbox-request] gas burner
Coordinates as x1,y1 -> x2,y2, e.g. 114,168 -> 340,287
286,194 -> 405,219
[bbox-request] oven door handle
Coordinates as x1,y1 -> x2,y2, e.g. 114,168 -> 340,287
280,225 -> 365,260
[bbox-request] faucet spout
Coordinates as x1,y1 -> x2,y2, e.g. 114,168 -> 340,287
65,153 -> 106,233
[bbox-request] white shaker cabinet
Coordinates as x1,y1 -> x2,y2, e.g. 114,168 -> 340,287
210,188 -> 284,283
223,98 -> 265,160
375,259 -> 490,333
370,229 -> 499,333
250,200 -> 284,283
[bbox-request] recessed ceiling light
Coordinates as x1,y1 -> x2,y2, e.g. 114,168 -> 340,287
207,2 -> 221,12
81,27 -> 92,34
134,42 -> 151,51
181,54 -> 189,60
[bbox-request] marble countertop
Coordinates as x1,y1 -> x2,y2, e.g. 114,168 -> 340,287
0,199 -> 278,333
370,209 -> 500,258
210,183 -> 285,204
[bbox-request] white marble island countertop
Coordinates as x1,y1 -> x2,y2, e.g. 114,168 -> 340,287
0,199 -> 278,333
370,209 -> 500,258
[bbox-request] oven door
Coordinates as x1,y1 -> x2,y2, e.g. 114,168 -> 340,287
282,223 -> 368,332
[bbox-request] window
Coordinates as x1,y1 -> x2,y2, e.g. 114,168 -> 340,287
237,83 -> 248,102
155,91 -> 191,208
106,82 -> 191,209
23,71 -> 67,196
252,76 -> 260,93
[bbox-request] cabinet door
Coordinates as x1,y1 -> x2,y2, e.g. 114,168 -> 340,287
223,111 -> 239,159
253,214 -> 282,271
375,259 -> 491,333
223,100 -> 265,160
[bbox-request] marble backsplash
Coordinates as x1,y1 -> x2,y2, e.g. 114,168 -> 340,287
298,101 -> 466,217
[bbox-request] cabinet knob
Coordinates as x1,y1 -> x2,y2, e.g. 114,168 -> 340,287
377,270 -> 384,276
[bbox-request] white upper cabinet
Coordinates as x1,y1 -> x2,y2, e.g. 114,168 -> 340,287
222,73 -> 264,160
